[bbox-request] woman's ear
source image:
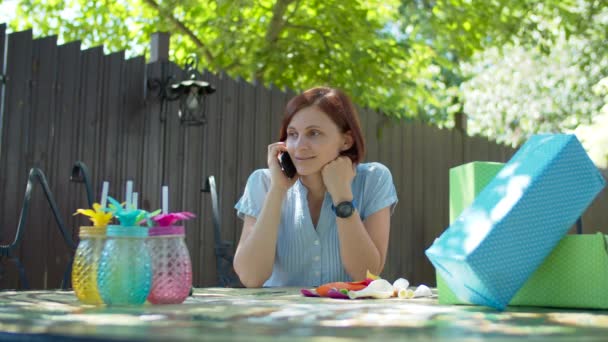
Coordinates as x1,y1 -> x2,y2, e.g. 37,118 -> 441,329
341,131 -> 354,151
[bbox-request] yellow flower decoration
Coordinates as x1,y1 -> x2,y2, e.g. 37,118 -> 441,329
74,203 -> 113,227
366,270 -> 381,280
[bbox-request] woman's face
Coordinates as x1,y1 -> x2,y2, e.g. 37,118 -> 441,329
285,106 -> 352,176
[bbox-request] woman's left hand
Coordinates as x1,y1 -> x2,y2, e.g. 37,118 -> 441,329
321,156 -> 356,203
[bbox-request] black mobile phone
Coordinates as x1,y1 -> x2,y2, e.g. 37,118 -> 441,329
278,152 -> 297,178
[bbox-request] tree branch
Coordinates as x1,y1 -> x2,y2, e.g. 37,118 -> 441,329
255,0 -> 296,81
284,0 -> 302,24
265,0 -> 295,44
142,0 -> 215,66
283,23 -> 334,54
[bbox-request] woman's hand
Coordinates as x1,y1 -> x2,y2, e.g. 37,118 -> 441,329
321,156 -> 356,203
267,142 -> 298,192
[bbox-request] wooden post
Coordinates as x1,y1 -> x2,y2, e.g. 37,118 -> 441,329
150,32 -> 170,63
455,112 -> 467,134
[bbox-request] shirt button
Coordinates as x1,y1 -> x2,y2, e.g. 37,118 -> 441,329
314,255 -> 320,262
314,240 -> 320,245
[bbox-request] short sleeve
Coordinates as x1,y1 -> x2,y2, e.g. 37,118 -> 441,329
234,169 -> 271,219
359,163 -> 398,220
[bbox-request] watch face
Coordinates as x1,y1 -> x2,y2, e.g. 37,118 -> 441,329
335,202 -> 355,218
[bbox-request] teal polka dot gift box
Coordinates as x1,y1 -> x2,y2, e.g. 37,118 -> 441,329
437,161 -> 608,309
426,134 -> 606,310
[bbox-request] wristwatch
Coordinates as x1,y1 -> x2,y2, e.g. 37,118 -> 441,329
332,200 -> 357,218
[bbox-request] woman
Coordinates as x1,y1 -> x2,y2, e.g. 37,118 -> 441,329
234,87 -> 398,287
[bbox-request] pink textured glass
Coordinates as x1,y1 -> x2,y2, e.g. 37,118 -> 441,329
146,225 -> 192,304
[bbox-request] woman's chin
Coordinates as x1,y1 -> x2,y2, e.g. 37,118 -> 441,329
295,168 -> 320,177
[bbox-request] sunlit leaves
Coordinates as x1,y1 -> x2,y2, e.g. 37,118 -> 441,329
460,35 -> 607,148
3,0 -> 606,131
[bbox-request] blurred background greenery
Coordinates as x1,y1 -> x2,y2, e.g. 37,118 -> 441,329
0,0 -> 606,167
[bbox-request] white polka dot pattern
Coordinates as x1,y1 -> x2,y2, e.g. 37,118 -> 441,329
510,233 -> 608,308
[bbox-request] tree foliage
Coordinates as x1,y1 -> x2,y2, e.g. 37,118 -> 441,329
458,4 -> 608,167
461,35 -> 606,144
395,0 -> 608,123
2,0 -> 606,141
8,0 -> 432,116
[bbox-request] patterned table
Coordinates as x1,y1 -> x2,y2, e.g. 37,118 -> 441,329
1,288 -> 608,341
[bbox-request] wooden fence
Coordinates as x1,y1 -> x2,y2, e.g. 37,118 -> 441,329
1,25 -> 607,289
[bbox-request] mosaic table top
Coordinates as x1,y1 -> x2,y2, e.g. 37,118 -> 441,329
1,288 -> 608,341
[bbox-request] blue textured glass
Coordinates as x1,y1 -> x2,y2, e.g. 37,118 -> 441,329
97,226 -> 152,306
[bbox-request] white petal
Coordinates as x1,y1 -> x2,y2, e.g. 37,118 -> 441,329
348,279 -> 394,299
413,284 -> 433,298
392,278 -> 409,291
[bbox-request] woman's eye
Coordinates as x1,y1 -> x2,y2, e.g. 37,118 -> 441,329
309,130 -> 321,136
287,132 -> 298,138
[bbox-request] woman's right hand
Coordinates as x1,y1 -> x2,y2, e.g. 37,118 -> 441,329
267,142 -> 298,192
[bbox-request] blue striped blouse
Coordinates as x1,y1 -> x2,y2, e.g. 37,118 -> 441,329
234,162 -> 398,287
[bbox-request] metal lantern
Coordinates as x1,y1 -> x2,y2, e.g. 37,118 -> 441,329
147,55 -> 216,126
170,56 -> 216,126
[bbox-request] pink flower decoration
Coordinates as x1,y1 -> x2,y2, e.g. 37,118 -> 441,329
152,212 -> 196,226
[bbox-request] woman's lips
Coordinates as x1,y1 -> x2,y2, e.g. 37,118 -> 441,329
295,156 -> 315,161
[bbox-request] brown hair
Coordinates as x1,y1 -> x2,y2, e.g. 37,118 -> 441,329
278,87 -> 366,163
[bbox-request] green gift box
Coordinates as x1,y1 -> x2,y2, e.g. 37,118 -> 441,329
438,161 -> 608,309
438,161 -> 505,305
448,161 -> 505,224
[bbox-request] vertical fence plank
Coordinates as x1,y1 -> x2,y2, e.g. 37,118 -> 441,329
384,118 -> 401,281
74,45 -> 104,268
0,27 -> 4,256
436,127 -> 451,272
162,62 -> 191,280
253,82 -> 271,170
410,121 -> 425,284
0,23 -> 5,164
421,124 -> 439,285
178,68 -> 205,286
141,61 -> 163,216
165,62 -> 182,253
180,119 -> 203,286
218,72 -> 238,254
1,30 -> 33,289
400,121 -> 415,280
162,62 -> 184,215
30,35 -> 64,288
121,55 -> 147,238
99,52 -> 126,203
451,129 -> 464,170
52,41 -> 82,265
356,105 -> 368,161
365,109 -> 379,162
234,80 -> 256,249
16,34 -> 49,289
469,136 -> 491,162
122,57 -> 146,190
269,84 -> 285,142
74,46 -> 105,302
199,69 -> 221,286
487,140 -> 501,163
123,56 -> 148,243
78,47 -> 103,204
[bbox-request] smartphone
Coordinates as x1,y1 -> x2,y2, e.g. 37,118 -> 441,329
278,152 -> 297,178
